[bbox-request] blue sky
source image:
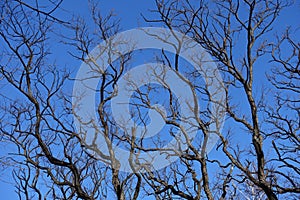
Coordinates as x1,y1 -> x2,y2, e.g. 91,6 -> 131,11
0,0 -> 299,199
1,1 -> 157,199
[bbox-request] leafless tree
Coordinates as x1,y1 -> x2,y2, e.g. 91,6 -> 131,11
140,0 -> 299,199
0,0 -> 299,200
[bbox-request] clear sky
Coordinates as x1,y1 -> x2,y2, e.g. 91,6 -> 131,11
0,0 -> 299,199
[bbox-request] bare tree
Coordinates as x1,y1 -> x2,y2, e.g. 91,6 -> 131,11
140,0 -> 299,199
0,0 -> 144,199
265,28 -> 300,198
0,1 -> 111,199
0,0 -> 299,199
